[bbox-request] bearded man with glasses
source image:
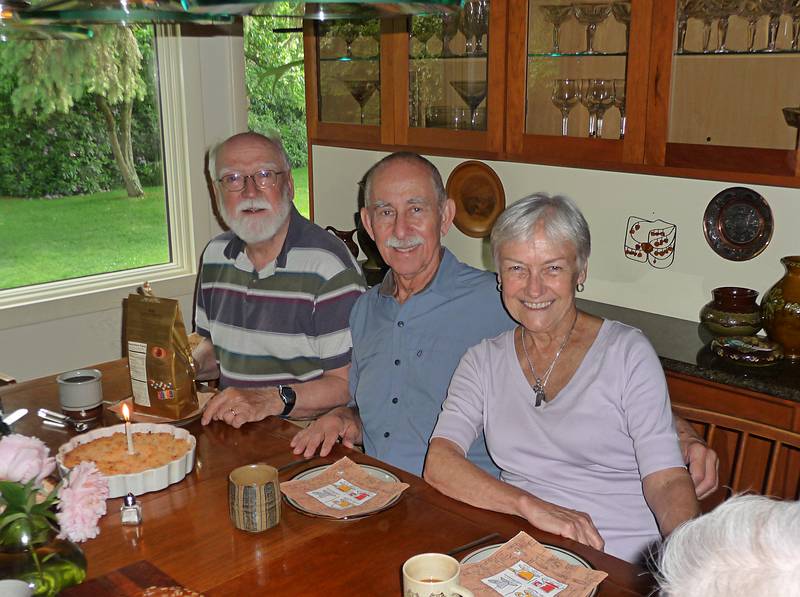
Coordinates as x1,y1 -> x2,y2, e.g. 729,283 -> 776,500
195,132 -> 366,428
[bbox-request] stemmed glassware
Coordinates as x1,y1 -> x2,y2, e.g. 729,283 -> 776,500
440,12 -> 460,57
343,80 -> 379,125
761,0 -> 784,51
611,1 -> 632,50
587,79 -> 615,137
337,22 -> 360,59
540,4 -> 573,54
613,78 -> 626,139
783,0 -> 800,50
573,3 -> 612,54
551,79 -> 580,136
708,0 -> 743,52
461,0 -> 489,55
738,0 -> 763,52
677,0 -> 701,53
694,0 -> 718,53
450,80 -> 488,129
578,79 -> 598,136
411,16 -> 438,58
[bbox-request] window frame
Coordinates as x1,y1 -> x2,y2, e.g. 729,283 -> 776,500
0,25 -> 219,330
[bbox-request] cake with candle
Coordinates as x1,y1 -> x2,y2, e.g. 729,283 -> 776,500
62,430 -> 191,475
56,422 -> 196,498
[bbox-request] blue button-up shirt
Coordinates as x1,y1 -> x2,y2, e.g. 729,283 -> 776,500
349,249 -> 516,476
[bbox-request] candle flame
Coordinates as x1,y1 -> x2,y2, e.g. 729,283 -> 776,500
122,403 -> 131,421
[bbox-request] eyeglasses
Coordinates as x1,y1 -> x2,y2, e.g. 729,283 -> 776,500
217,169 -> 286,192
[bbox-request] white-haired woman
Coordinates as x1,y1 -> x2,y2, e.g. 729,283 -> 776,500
424,193 -> 699,563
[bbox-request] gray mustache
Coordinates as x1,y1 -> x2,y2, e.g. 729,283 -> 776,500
236,199 -> 273,214
386,236 -> 423,249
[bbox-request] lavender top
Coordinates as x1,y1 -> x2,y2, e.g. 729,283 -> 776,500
431,319 -> 685,562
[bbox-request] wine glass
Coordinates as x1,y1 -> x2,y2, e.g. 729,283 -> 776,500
578,78 -> 597,136
540,5 -> 573,54
343,80 -> 379,125
449,79 -> 488,129
551,79 -> 580,136
612,78 -> 626,139
783,0 -> 800,50
573,3 -> 612,54
440,12 -> 460,57
474,0 -> 490,54
336,22 -> 360,59
587,79 -> 615,137
411,16 -> 438,58
692,0 -> 717,53
738,0 -> 764,51
710,0 -> 744,53
462,0 -> 489,55
677,0 -> 702,53
760,0 -> 784,51
611,1 -> 632,50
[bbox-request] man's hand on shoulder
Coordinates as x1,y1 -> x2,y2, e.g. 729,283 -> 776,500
201,387 -> 283,428
290,407 -> 362,458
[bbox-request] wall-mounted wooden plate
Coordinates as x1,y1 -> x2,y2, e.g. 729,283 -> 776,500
703,187 -> 773,261
445,160 -> 506,239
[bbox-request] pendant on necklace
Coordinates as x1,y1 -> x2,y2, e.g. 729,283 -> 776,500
532,383 -> 546,407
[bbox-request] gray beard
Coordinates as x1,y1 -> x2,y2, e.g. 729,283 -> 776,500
219,192 -> 291,244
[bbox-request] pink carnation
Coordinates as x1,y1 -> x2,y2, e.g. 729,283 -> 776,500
0,434 -> 55,485
56,461 -> 109,543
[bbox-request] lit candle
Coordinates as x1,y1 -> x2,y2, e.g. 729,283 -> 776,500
122,403 -> 135,455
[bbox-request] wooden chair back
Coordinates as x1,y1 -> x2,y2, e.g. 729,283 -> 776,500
672,403 -> 800,511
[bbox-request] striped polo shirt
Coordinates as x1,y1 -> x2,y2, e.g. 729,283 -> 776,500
195,206 -> 366,389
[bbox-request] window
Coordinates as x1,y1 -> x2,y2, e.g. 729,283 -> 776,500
0,25 -> 201,318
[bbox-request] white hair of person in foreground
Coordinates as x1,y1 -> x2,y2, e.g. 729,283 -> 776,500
656,494 -> 800,597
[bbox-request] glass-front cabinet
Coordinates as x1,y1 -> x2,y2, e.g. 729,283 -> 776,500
653,0 -> 800,177
505,0 -> 650,165
304,0 -> 800,185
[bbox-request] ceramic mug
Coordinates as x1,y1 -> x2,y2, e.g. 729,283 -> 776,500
0,580 -> 33,597
402,553 -> 474,597
56,368 -> 103,422
228,464 -> 281,533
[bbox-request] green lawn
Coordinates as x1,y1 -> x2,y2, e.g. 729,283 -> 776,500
0,167 -> 310,290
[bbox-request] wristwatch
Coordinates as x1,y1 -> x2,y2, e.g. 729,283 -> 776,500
278,384 -> 296,417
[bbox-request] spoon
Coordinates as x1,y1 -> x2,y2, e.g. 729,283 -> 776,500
37,409 -> 90,433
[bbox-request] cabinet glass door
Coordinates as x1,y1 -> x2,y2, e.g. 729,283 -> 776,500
408,2 -> 491,131
525,0 -> 630,139
316,19 -> 382,126
668,1 -> 800,153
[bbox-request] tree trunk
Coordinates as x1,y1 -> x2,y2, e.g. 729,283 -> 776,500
95,95 -> 144,198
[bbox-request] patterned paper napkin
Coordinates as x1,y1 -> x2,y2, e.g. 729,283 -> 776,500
460,532 -> 608,597
279,456 -> 409,519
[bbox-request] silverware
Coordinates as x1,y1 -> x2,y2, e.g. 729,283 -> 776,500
445,532 -> 503,557
4,408 -> 28,425
37,408 -> 90,433
277,457 -> 318,473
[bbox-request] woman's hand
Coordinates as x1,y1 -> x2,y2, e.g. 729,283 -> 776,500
520,496 -> 605,551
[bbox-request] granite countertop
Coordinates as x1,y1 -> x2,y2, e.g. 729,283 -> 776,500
577,299 -> 800,404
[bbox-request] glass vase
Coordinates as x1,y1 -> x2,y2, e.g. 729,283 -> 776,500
699,286 -> 761,337
762,256 -> 800,360
0,532 -> 87,597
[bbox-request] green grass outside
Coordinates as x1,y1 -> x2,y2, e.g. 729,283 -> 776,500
0,167 -> 310,290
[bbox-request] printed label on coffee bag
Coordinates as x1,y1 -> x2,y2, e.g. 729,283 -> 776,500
128,341 -> 150,407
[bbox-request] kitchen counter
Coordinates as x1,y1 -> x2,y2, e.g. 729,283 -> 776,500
577,299 -> 800,404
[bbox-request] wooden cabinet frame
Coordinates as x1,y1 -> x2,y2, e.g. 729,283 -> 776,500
303,0 -> 800,188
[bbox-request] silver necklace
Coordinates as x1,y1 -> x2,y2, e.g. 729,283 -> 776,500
521,313 -> 578,407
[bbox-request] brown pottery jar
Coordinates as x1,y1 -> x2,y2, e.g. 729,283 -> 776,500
762,256 -> 800,360
700,287 -> 762,337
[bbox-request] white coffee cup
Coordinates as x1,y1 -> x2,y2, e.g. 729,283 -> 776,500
0,579 -> 33,597
56,368 -> 103,422
402,553 -> 474,597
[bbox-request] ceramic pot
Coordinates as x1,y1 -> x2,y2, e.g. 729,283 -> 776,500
0,531 -> 86,596
324,226 -> 359,259
762,256 -> 800,360
700,287 -> 761,337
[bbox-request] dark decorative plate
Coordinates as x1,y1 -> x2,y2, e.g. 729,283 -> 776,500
711,336 -> 783,366
703,187 -> 773,261
446,160 -> 506,238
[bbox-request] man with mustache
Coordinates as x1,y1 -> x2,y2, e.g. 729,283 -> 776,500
194,132 -> 366,427
291,152 -> 719,501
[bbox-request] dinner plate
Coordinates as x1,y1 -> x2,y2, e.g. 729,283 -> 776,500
461,543 -> 597,597
283,463 -> 403,521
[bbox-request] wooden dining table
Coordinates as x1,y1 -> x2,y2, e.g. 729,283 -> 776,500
1,359 -> 657,596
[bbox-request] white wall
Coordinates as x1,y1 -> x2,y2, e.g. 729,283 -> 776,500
312,145 -> 799,322
0,32 -> 245,381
